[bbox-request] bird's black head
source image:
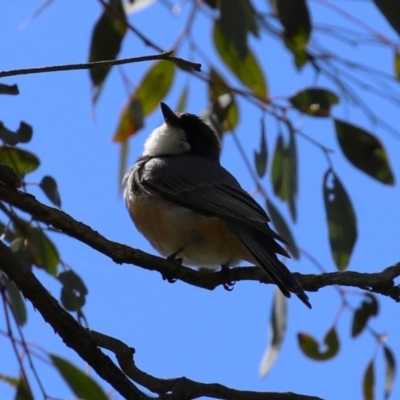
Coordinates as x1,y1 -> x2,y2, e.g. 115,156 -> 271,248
160,102 -> 221,160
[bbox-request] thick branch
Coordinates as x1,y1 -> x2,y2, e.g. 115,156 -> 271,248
0,183 -> 399,301
89,330 -> 324,400
0,52 -> 201,78
0,240 -> 323,400
0,240 -> 147,400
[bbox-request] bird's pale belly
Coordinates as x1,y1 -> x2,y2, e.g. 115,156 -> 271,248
127,195 -> 248,268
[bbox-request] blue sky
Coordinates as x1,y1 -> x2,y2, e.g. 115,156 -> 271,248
1,1 -> 400,399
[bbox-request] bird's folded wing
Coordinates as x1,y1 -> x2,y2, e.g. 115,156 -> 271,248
140,156 -> 287,246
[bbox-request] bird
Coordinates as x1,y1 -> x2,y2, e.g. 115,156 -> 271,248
123,102 -> 311,308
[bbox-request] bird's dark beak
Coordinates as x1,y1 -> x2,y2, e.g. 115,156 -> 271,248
160,102 -> 179,126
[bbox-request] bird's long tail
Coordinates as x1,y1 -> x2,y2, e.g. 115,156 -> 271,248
229,224 -> 311,309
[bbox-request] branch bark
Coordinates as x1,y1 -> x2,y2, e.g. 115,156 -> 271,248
0,182 -> 399,302
0,233 -> 323,400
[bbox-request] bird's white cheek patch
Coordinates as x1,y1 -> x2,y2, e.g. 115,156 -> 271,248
143,124 -> 189,156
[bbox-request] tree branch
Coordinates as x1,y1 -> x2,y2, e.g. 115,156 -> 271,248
0,240 -> 148,400
0,181 -> 399,301
0,240 -> 324,400
89,330 -> 324,400
0,52 -> 201,78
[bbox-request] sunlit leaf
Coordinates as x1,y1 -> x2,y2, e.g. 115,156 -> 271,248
208,68 -> 239,132
113,60 -> 175,142
290,88 -> 339,117
0,146 -> 40,176
323,169 -> 357,270
89,0 -> 127,92
176,85 -> 189,112
298,326 -> 339,361
351,294 -> 379,338
39,175 -> 61,207
213,22 -> 267,100
383,346 -> 396,399
266,198 -> 299,259
363,359 -> 375,400
335,119 -> 394,185
0,83 -> 19,95
59,270 -> 88,312
254,118 -> 268,178
260,289 -> 287,377
50,355 -> 108,400
395,51 -> 400,80
26,228 -> 59,275
272,0 -> 311,68
373,0 -> 400,36
3,277 -> 27,326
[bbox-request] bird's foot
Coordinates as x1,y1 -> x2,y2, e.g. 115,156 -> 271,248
220,264 -> 235,291
163,248 -> 184,283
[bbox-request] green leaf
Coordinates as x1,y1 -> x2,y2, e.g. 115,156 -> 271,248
0,122 -> 33,146
298,326 -> 340,361
0,221 -> 16,243
323,169 -> 357,270
113,60 -> 175,142
39,175 -> 61,207
363,359 -> 375,400
260,289 -> 287,377
175,85 -> 189,112
395,51 -> 400,80
290,88 -> 339,117
271,130 -> 298,221
286,126 -> 297,221
89,0 -> 127,90
15,377 -> 34,400
50,355 -> 108,400
213,22 -> 267,100
0,146 -> 40,176
3,277 -> 27,326
208,68 -> 239,132
254,118 -> 268,178
266,198 -> 299,259
218,0 -> 258,60
0,83 -> 19,95
271,134 -> 285,197
0,122 -> 20,146
26,228 -> 59,275
335,119 -> 394,185
58,270 -> 88,312
373,0 -> 400,36
272,0 -> 311,68
383,346 -> 396,399
17,122 -> 33,143
351,294 -> 379,338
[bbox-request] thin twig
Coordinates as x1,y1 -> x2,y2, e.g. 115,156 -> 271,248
0,52 -> 201,79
